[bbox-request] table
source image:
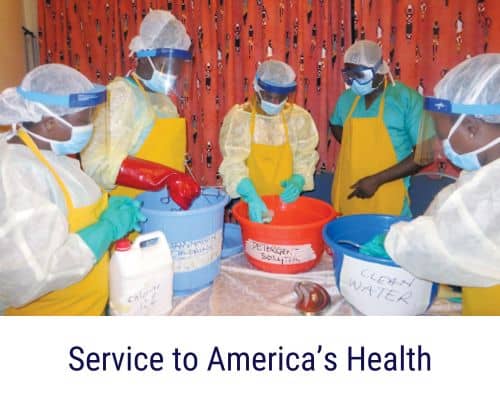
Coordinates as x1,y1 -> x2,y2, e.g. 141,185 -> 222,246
170,253 -> 461,316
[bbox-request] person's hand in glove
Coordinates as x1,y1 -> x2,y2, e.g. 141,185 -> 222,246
280,174 -> 305,203
237,177 -> 270,224
115,156 -> 201,210
359,233 -> 391,259
77,196 -> 146,261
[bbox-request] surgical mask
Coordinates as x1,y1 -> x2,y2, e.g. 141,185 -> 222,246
23,105 -> 94,155
260,98 -> 286,115
351,79 -> 376,96
140,57 -> 177,94
255,89 -> 287,115
442,114 -> 500,171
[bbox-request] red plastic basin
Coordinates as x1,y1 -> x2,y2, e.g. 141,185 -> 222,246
232,195 -> 338,274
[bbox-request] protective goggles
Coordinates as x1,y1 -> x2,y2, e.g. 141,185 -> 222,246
17,85 -> 106,108
342,58 -> 382,85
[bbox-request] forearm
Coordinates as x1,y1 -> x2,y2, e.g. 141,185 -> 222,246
330,124 -> 343,143
373,153 -> 424,185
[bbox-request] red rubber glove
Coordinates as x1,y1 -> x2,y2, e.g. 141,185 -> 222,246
115,156 -> 201,210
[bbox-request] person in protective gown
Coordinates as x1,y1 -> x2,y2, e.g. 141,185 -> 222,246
384,53 -> 500,315
80,9 -> 199,210
0,64 -> 144,315
330,40 -> 424,217
219,60 -> 319,223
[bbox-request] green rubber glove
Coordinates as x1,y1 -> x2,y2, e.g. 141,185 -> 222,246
236,177 -> 269,224
77,196 -> 146,261
280,174 -> 305,203
359,233 -> 391,259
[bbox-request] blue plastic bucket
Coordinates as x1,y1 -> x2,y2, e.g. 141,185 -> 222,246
137,187 -> 230,296
323,214 -> 438,315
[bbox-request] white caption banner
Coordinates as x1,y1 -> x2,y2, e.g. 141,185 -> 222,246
245,239 -> 316,265
170,229 -> 223,272
339,254 -> 433,315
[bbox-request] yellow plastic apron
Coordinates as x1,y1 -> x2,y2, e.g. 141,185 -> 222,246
462,286 -> 500,316
6,131 -> 109,316
111,74 -> 187,199
331,88 -> 407,215
247,101 -> 293,196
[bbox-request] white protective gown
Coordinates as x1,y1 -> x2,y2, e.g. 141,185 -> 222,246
0,134 -> 97,310
386,158 -> 500,287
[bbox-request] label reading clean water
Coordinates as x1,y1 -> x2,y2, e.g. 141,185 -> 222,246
170,229 -> 223,272
245,239 -> 316,265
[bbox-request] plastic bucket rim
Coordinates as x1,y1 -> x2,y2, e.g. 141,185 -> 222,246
322,213 -> 410,266
138,187 -> 231,217
233,195 -> 337,231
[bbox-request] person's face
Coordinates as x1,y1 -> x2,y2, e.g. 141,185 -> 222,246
343,62 -> 383,87
432,112 -> 497,161
137,56 -> 183,79
258,90 -> 288,105
41,108 -> 93,141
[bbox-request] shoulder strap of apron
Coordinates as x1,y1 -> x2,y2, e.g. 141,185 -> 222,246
249,96 -> 290,143
17,130 -> 75,214
346,96 -> 361,120
376,77 -> 388,119
346,77 -> 388,121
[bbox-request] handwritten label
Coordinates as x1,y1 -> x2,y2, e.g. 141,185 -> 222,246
110,276 -> 172,316
339,255 -> 433,315
245,239 -> 316,265
170,229 -> 223,272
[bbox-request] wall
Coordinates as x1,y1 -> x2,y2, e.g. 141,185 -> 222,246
0,0 -> 27,91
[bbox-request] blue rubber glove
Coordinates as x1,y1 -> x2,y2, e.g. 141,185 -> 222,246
359,233 -> 391,259
280,174 -> 305,203
77,196 -> 146,261
236,177 -> 269,224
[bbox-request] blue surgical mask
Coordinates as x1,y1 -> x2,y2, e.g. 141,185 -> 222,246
23,105 -> 94,155
260,98 -> 286,115
442,114 -> 500,171
442,139 -> 481,171
351,79 -> 376,96
140,57 -> 177,94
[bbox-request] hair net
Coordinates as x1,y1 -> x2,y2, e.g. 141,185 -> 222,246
0,64 -> 95,125
256,60 -> 296,86
129,10 -> 191,54
434,53 -> 500,124
344,40 -> 390,74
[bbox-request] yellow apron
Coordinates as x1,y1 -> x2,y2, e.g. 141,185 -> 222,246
332,88 -> 407,215
462,286 -> 500,316
6,131 -> 109,316
247,101 -> 293,196
111,74 -> 187,199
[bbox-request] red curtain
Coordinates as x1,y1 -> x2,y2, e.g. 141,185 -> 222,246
354,0 -> 500,95
38,0 -> 352,186
353,0 -> 500,176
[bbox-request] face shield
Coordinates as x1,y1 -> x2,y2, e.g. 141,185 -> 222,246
254,77 -> 297,114
135,48 -> 192,99
15,84 -> 106,155
414,96 -> 500,166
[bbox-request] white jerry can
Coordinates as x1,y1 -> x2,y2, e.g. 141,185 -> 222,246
109,231 -> 173,316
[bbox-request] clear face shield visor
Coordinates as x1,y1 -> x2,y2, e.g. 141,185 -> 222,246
414,96 -> 500,165
254,77 -> 297,106
136,48 -> 193,99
